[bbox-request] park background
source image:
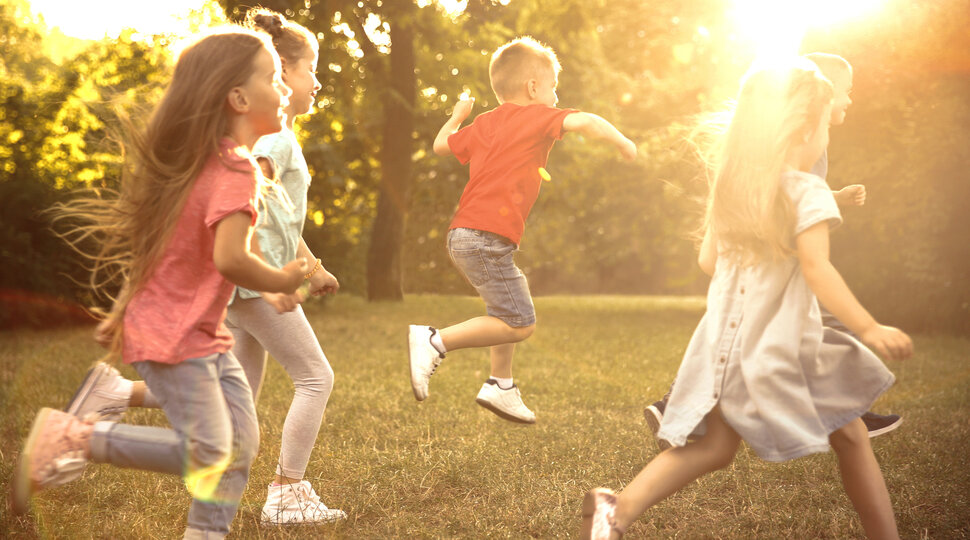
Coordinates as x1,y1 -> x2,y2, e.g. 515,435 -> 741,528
1,0 -> 969,538
1,0 -> 968,332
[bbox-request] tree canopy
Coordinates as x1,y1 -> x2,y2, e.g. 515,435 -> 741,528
2,0 -> 967,333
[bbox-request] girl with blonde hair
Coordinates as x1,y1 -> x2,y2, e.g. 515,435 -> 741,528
580,58 -> 912,539
13,28 -> 303,539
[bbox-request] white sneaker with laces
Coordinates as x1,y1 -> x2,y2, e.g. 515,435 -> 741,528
475,379 -> 536,424
260,480 -> 347,526
65,362 -> 131,422
408,325 -> 444,401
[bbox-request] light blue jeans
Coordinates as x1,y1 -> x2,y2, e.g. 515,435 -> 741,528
447,227 -> 536,327
89,352 -> 259,537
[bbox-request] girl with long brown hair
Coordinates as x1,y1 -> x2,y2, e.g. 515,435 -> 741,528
13,27 -> 302,539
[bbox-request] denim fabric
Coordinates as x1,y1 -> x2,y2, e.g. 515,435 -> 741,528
90,352 -> 258,536
447,227 -> 535,327
236,128 -> 310,300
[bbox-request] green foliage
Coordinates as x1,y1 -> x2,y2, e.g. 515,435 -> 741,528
2,0 -> 967,333
0,3 -> 170,328
802,0 -> 970,334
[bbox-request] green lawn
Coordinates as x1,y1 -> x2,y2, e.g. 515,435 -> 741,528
2,294 -> 968,538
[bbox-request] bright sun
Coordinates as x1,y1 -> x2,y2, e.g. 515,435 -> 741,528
27,0 -> 212,40
728,0 -> 888,59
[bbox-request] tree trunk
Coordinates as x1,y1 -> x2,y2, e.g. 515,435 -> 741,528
366,9 -> 415,301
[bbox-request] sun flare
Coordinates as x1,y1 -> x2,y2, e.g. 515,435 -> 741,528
729,0 -> 888,59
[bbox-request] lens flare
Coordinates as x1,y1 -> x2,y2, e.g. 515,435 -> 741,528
729,0 -> 888,60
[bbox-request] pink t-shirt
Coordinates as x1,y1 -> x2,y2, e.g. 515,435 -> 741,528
122,139 -> 258,365
448,103 -> 576,245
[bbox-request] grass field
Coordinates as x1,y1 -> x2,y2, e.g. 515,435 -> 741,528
2,294 -> 968,539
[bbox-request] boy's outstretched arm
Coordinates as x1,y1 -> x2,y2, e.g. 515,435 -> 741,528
433,97 -> 475,156
562,112 -> 637,161
797,222 -> 913,361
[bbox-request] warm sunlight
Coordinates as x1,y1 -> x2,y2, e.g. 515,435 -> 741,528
728,0 -> 888,59
27,0 -> 211,40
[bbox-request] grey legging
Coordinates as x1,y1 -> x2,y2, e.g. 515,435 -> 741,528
225,296 -> 335,480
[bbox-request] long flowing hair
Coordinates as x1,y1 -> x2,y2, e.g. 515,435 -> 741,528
704,59 -> 833,266
50,28 -> 276,357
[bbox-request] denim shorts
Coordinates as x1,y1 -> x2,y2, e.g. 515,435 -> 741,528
447,227 -> 535,327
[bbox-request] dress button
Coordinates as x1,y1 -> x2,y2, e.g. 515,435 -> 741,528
713,393 -> 719,399
720,356 -> 726,363
729,321 -> 736,328
740,287 -> 745,294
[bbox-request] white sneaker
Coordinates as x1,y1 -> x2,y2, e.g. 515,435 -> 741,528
12,408 -> 92,515
475,379 -> 536,424
65,362 -> 131,422
408,325 -> 444,401
260,480 -> 347,526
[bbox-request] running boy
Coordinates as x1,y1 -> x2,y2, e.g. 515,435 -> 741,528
408,36 -> 636,424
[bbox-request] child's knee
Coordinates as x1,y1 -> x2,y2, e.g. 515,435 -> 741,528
187,436 -> 233,471
696,440 -> 737,471
301,358 -> 335,395
510,323 -> 535,342
829,418 -> 868,453
186,414 -> 260,471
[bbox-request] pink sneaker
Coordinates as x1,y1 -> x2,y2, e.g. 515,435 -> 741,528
11,408 -> 93,515
580,488 -> 624,540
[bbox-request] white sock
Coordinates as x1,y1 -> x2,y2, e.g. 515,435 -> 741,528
430,330 -> 446,354
492,376 -> 513,390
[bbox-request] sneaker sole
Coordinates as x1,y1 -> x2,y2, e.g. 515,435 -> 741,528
11,408 -> 54,515
642,406 -> 671,451
475,397 -> 536,424
868,416 -> 903,438
260,512 -> 347,526
407,329 -> 427,402
64,363 -> 111,419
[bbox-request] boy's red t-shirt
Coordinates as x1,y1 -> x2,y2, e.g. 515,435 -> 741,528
122,138 -> 258,365
447,103 -> 576,245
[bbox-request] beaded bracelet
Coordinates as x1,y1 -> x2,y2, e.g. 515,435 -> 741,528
305,258 -> 322,280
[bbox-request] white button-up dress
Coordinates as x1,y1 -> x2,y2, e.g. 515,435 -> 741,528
657,171 -> 895,462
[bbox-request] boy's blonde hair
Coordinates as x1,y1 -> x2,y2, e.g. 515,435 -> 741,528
489,36 -> 561,102
51,28 -> 278,358
706,58 -> 833,265
245,7 -> 318,64
803,52 -> 852,81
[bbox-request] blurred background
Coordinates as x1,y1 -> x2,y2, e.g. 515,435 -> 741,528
1,0 -> 967,333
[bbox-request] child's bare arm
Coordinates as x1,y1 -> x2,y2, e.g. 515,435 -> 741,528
797,222 -> 912,360
433,98 -> 475,156
561,112 -> 637,161
256,156 -> 275,180
698,226 -> 717,276
213,212 -> 306,293
833,184 -> 866,206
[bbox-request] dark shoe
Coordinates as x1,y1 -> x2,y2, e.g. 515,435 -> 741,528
643,399 -> 671,451
862,412 -> 902,438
